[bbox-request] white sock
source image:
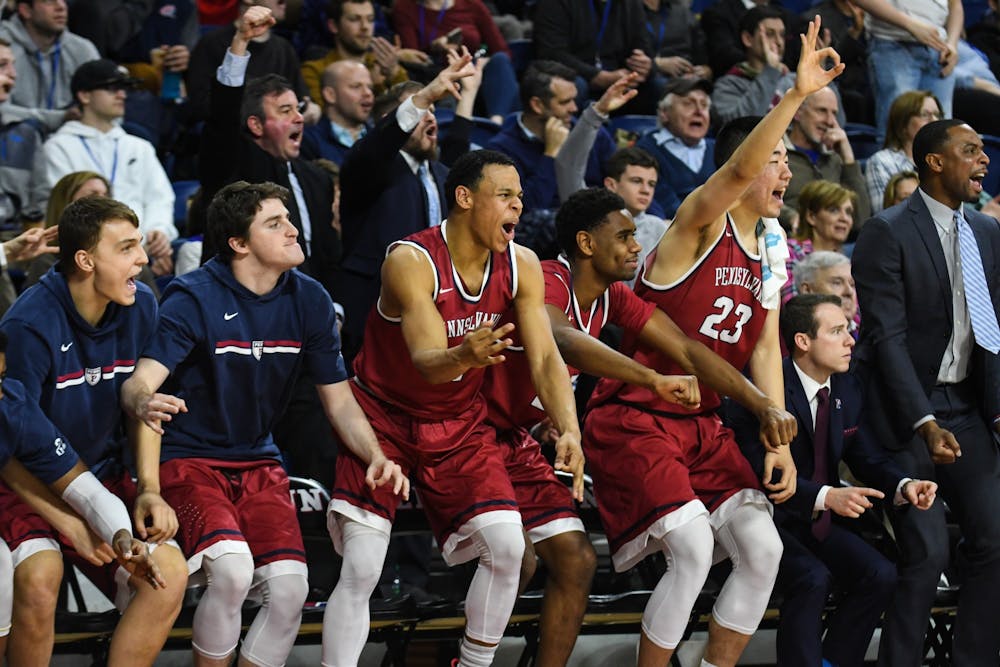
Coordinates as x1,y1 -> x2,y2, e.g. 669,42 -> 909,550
701,660 -> 720,667
459,637 -> 497,667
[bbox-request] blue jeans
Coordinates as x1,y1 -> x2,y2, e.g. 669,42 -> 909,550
868,36 -> 955,140
480,52 -> 519,118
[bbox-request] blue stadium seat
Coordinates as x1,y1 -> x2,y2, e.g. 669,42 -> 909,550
508,39 -> 534,76
172,179 -> 200,233
608,114 -> 658,136
981,134 -> 1000,197
845,122 -> 880,164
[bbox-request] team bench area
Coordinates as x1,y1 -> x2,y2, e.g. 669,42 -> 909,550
51,476 -> 960,666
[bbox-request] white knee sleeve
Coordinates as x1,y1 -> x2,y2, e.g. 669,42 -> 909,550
0,538 -> 11,637
322,518 -> 390,667
192,552 -> 255,659
713,504 -> 782,635
641,514 -> 714,649
463,522 -> 525,645
241,571 -> 309,667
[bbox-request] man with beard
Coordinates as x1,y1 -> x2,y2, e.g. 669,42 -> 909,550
853,119 -> 1000,666
336,56 -> 474,361
300,0 -> 410,103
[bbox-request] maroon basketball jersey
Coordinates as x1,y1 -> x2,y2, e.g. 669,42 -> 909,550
354,223 -> 518,420
486,257 -> 654,430
590,215 -> 767,414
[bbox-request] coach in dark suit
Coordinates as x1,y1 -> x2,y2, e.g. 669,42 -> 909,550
853,119 -> 1000,667
732,294 -> 937,667
336,57 -> 475,361
196,6 -> 340,297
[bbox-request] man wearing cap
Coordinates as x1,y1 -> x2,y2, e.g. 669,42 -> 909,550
34,58 -> 177,275
636,77 -> 716,219
783,84 -> 869,222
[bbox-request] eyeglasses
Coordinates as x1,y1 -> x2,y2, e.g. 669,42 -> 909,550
917,110 -> 943,121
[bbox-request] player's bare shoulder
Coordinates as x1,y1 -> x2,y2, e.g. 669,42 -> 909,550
380,242 -> 438,316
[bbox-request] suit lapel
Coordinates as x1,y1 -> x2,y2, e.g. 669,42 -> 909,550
785,363 -> 813,440
908,194 -> 953,313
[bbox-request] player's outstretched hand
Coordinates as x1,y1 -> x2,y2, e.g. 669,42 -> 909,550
763,447 -> 797,503
553,431 -> 585,502
366,457 -> 410,501
456,322 -> 515,369
902,479 -> 937,510
793,15 -> 845,99
134,392 -> 188,435
653,374 -> 701,409
113,530 -> 166,590
133,491 -> 179,543
63,517 -> 115,566
756,404 -> 798,452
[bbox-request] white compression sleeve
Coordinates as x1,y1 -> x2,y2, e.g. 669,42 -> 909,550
712,503 -> 783,635
61,472 -> 132,545
322,517 -> 390,667
0,538 -> 11,636
641,514 -> 715,649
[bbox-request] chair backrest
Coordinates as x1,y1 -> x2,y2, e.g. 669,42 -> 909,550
845,122 -> 881,163
981,134 -> 1000,197
608,115 -> 658,137
171,179 -> 201,232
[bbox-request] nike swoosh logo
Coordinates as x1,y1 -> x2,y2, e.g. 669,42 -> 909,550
439,288 -> 454,294
224,312 -> 238,320
60,342 -> 73,352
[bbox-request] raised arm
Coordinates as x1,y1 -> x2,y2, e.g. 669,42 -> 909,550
513,246 -> 584,499
669,17 -> 844,242
382,245 -> 514,384
555,73 -> 638,202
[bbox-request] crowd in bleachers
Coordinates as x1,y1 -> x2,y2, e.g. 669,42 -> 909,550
1,0 -> 1000,665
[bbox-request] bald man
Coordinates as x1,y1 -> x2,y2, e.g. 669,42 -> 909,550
301,59 -> 374,165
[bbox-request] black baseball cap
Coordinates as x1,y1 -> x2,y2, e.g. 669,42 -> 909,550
71,59 -> 139,96
661,77 -> 713,98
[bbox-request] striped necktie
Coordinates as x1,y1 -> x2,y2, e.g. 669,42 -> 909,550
956,213 -> 1000,354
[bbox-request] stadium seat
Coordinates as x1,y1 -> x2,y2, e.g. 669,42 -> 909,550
845,122 -> 880,165
608,115 -> 658,137
981,134 -> 1000,197
172,180 -> 200,233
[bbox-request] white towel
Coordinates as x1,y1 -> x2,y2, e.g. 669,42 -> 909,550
756,217 -> 788,310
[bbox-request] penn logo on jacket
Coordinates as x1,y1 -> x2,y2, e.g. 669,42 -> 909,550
55,361 -> 137,389
214,339 -> 303,359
